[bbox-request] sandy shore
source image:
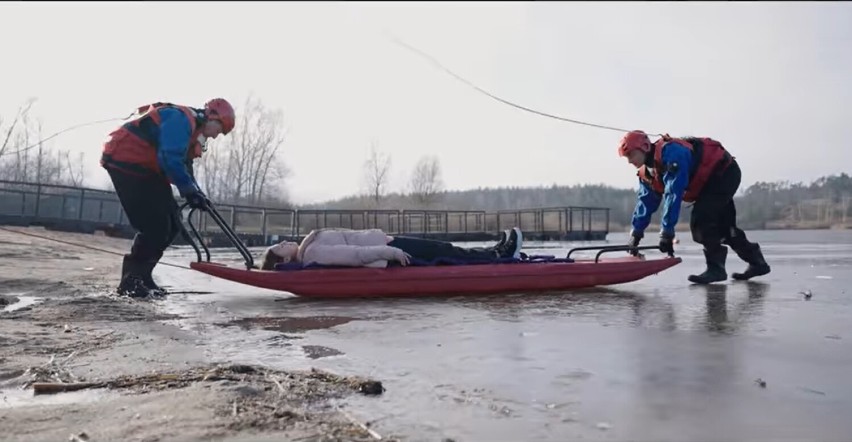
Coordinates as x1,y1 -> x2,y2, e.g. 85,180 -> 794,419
0,227 -> 393,442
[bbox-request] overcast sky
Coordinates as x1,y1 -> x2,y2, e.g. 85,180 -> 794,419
1,2 -> 850,204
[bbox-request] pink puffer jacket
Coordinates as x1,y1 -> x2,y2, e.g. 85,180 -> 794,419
297,228 -> 406,268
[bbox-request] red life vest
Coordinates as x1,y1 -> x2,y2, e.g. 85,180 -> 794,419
100,102 -> 205,182
637,135 -> 734,202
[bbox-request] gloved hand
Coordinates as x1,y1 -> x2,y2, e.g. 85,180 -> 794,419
183,188 -> 211,211
627,230 -> 643,256
659,231 -> 675,256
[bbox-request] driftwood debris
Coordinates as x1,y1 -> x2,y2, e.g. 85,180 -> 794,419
29,365 -> 385,398
339,408 -> 383,440
29,364 -> 389,441
30,369 -> 242,396
33,382 -> 101,395
309,367 -> 385,396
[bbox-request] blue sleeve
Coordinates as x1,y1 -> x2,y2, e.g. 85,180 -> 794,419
156,108 -> 199,195
659,142 -> 692,236
631,179 -> 662,234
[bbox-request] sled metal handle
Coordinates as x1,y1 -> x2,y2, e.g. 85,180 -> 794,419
566,244 -> 673,263
179,202 -> 255,270
179,204 -> 209,263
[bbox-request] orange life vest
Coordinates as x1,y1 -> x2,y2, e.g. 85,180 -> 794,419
100,102 -> 205,182
637,135 -> 734,203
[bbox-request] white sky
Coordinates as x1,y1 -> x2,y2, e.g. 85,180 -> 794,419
1,1 -> 850,204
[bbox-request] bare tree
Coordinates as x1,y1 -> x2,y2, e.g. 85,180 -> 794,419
61,151 -> 86,187
196,136 -> 225,200
195,94 -> 291,206
16,116 -> 62,184
361,142 -> 392,208
36,121 -> 45,184
0,98 -> 36,158
409,154 -> 444,207
0,100 -> 91,188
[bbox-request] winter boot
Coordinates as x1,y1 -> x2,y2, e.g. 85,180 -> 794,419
497,230 -> 508,247
139,259 -> 167,295
731,243 -> 771,281
688,246 -> 728,285
117,275 -> 154,298
496,228 -> 523,259
117,256 -> 162,298
493,230 -> 526,258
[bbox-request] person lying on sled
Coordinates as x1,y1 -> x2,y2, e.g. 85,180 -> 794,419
259,227 -> 523,270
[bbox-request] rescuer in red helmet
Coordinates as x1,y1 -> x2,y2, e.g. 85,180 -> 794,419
618,130 -> 770,284
100,98 -> 236,297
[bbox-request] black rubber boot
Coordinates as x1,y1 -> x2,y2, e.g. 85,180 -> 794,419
688,246 -> 728,285
139,259 -> 167,295
117,275 -> 154,298
731,243 -> 771,281
117,256 -> 163,298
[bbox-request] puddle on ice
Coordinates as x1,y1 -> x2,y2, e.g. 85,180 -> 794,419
225,315 -> 358,333
0,387 -> 111,409
2,293 -> 43,313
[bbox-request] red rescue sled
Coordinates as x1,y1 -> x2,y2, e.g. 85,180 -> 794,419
179,204 -> 681,299
189,255 -> 680,298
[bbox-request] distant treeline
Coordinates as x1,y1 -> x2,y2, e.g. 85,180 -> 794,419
300,173 -> 852,232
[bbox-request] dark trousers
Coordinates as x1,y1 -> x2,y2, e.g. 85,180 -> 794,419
689,160 -> 753,251
387,236 -> 497,262
107,168 -> 181,264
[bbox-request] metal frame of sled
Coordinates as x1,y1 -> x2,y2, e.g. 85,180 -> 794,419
179,202 -> 255,270
178,202 -> 674,270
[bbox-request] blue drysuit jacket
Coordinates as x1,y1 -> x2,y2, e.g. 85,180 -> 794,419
630,142 -> 693,237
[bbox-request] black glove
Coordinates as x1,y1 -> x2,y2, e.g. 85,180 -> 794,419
184,189 -> 211,211
659,231 -> 675,256
627,230 -> 643,256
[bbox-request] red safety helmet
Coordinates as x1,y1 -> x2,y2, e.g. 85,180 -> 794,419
204,98 -> 236,135
618,130 -> 652,157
